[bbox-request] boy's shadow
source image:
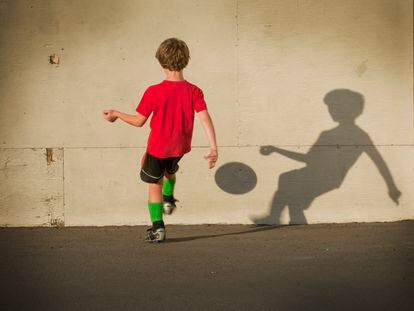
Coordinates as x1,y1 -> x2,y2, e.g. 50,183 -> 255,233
165,225 -> 282,243
251,89 -> 401,225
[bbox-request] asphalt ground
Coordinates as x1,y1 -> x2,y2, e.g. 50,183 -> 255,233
1,221 -> 413,311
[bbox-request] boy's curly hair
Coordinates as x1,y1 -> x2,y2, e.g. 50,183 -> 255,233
155,38 -> 190,71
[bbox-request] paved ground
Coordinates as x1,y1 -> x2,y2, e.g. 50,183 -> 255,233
0,221 -> 413,311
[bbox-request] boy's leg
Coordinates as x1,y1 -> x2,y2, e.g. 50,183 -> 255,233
148,179 -> 164,227
145,180 -> 166,242
140,152 -> 166,242
162,156 -> 182,215
163,172 -> 177,215
162,172 -> 176,196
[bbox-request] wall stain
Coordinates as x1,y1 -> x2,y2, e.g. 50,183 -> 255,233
356,60 -> 368,77
46,148 -> 54,165
43,195 -> 55,204
1,157 -> 10,178
49,53 -> 60,65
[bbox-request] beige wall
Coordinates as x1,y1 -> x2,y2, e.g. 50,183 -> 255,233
0,0 -> 412,226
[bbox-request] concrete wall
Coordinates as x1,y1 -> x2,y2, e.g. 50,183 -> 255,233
0,0 -> 412,226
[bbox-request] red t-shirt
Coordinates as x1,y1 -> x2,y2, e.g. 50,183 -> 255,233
136,80 -> 207,158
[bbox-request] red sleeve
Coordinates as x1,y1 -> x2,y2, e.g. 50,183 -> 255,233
136,87 -> 153,117
193,87 -> 207,112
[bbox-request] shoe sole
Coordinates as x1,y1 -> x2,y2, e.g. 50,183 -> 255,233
145,239 -> 165,243
163,202 -> 176,215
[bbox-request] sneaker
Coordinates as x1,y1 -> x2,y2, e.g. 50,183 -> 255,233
144,227 -> 166,243
163,195 -> 177,215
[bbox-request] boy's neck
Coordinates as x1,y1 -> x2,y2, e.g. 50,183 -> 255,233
164,69 -> 185,81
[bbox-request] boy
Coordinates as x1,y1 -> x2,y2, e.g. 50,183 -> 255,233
103,38 -> 218,242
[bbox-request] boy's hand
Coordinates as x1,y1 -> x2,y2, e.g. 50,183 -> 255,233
204,149 -> 218,169
388,187 -> 402,205
102,110 -> 118,122
260,145 -> 277,155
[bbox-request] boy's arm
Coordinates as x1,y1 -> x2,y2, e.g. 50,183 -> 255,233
364,145 -> 401,204
260,145 -> 307,163
197,110 -> 218,169
103,110 -> 147,127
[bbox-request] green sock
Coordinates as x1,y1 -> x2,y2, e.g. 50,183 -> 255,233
162,176 -> 176,196
148,202 -> 163,222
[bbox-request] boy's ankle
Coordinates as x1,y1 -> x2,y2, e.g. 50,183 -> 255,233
152,220 -> 165,230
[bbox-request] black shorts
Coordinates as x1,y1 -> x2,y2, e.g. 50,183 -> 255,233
140,152 -> 182,184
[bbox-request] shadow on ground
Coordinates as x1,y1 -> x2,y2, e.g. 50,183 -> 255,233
165,224 -> 284,243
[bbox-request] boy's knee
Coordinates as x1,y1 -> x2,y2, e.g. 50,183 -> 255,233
165,164 -> 179,176
279,169 -> 301,183
140,170 -> 162,184
278,172 -> 290,184
164,171 -> 176,179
